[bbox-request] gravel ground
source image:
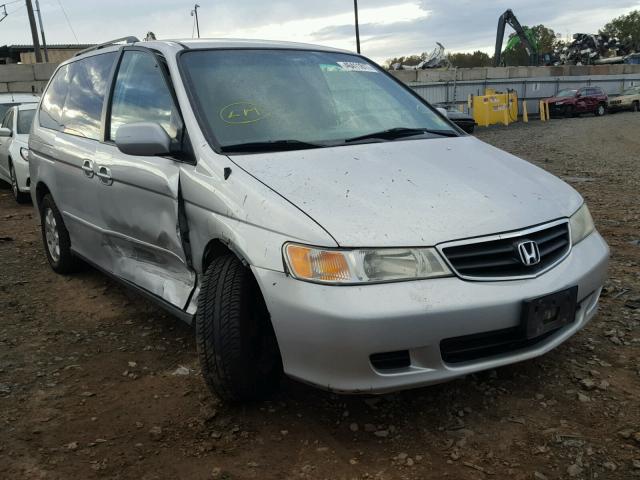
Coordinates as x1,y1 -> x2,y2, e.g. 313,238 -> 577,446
1,112 -> 639,480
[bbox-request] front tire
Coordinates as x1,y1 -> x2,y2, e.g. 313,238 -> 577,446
595,103 -> 606,116
40,194 -> 79,274
632,101 -> 639,113
9,163 -> 30,204
196,254 -> 282,402
564,105 -> 575,118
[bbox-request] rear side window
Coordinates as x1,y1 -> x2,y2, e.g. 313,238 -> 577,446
40,64 -> 71,131
39,53 -> 116,139
17,109 -> 36,134
109,50 -> 182,143
1,109 -> 13,129
62,53 -> 117,140
0,103 -> 17,120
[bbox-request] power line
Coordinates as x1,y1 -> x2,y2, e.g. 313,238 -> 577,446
55,0 -> 78,43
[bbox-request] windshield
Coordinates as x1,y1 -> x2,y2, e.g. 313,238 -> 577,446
17,109 -> 35,134
622,87 -> 639,95
180,49 -> 456,152
556,89 -> 577,98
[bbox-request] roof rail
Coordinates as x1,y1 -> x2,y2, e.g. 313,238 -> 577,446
74,36 -> 140,57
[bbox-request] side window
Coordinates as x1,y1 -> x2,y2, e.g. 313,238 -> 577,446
1,109 -> 13,129
0,104 -> 17,122
40,64 -> 71,131
109,50 -> 182,143
62,52 -> 116,140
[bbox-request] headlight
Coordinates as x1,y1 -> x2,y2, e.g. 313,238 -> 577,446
20,147 -> 29,162
283,243 -> 452,284
569,203 -> 595,245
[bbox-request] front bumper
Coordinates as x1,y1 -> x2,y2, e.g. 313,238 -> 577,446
253,231 -> 609,393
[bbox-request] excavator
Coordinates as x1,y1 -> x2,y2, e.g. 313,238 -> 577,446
494,9 -> 539,67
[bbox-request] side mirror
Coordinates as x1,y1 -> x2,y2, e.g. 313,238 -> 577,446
115,122 -> 171,156
436,107 -> 449,118
0,127 -> 12,137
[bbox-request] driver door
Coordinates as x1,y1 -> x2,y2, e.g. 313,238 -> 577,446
93,48 -> 195,309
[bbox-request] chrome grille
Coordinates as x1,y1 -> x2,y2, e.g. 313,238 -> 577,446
441,221 -> 570,280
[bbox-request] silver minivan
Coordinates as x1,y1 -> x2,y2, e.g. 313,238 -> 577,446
29,37 -> 609,401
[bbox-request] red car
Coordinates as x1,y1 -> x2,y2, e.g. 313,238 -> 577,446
546,86 -> 608,118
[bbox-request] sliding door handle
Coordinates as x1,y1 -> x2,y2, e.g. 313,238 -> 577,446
96,165 -> 113,186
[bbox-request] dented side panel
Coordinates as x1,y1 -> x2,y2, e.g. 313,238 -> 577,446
179,153 -> 338,275
91,142 -> 196,309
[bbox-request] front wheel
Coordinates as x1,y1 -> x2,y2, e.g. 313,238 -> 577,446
196,254 -> 282,402
564,105 -> 575,118
595,103 -> 606,116
632,101 -> 639,113
9,163 -> 30,204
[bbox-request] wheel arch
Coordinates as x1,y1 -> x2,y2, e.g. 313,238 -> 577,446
202,238 -> 249,274
35,181 -> 51,211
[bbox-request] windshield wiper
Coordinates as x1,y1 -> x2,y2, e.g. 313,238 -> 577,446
345,127 -> 458,143
221,139 -> 327,153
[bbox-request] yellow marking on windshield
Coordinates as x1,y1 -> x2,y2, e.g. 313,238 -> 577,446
220,102 -> 269,125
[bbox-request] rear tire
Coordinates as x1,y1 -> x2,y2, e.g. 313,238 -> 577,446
9,163 -> 30,204
40,194 -> 80,274
595,103 -> 606,116
196,254 -> 282,402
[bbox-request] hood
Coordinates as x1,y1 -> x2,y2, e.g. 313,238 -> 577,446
230,136 -> 582,247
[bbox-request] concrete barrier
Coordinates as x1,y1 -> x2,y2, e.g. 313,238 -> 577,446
390,64 -> 640,83
0,63 -> 56,94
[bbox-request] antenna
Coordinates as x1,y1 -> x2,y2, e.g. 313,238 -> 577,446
190,4 -> 200,39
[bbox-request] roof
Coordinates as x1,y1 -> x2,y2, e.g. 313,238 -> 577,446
166,38 -> 350,53
67,38 -> 354,63
0,93 -> 40,104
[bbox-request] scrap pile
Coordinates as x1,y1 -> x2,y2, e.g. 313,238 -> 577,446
391,42 -> 451,70
558,33 -> 634,65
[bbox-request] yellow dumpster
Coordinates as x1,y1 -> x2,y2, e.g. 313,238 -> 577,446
472,90 -> 518,127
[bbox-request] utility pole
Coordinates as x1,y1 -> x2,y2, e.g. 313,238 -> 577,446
353,0 -> 361,53
191,4 -> 200,39
25,0 -> 43,63
34,0 -> 49,62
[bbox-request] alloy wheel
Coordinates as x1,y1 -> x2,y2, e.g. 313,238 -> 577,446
44,208 -> 60,263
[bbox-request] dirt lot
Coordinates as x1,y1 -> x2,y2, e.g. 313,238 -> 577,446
1,112 -> 639,480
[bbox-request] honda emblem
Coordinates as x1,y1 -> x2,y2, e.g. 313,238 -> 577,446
517,241 -> 541,266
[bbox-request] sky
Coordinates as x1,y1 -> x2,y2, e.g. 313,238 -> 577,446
1,0 -> 639,63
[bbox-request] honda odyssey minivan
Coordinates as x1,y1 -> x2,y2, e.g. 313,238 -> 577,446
29,38 -> 609,401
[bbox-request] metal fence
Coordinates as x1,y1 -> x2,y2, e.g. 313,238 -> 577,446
408,74 -> 640,114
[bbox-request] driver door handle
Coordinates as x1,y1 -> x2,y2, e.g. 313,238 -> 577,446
81,159 -> 94,178
96,165 -> 113,186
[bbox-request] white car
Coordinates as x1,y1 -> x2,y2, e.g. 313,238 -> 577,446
0,92 -> 39,119
0,103 -> 37,203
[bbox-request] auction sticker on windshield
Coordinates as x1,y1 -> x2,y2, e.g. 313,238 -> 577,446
336,61 -> 378,73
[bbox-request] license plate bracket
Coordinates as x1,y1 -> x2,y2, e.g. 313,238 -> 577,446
522,286 -> 578,340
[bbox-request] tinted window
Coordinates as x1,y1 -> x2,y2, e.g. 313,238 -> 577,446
1,109 -> 13,129
0,103 -> 17,120
62,52 -> 116,140
40,64 -> 71,131
17,109 -> 36,134
109,51 -> 181,142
